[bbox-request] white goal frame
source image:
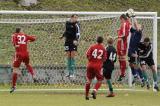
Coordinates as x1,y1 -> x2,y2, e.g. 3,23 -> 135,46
0,11 -> 158,91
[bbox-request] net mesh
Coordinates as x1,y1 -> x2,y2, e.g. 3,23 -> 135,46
0,13 -> 156,90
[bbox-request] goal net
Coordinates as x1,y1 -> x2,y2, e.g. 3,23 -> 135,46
0,11 -> 158,92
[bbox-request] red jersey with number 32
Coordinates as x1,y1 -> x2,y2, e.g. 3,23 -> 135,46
12,33 -> 36,54
86,44 -> 107,66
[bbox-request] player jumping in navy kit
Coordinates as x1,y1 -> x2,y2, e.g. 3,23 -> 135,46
128,17 -> 144,85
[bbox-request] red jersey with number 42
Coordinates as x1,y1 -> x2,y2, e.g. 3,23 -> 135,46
86,44 -> 107,66
12,33 -> 36,54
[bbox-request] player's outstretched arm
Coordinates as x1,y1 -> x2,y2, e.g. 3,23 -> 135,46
133,17 -> 141,31
28,35 -> 36,42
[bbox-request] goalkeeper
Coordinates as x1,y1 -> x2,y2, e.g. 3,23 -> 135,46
60,14 -> 80,78
127,14 -> 144,85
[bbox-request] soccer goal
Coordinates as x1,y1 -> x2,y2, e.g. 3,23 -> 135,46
0,11 -> 158,92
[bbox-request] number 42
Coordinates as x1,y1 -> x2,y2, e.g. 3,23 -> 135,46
92,49 -> 103,59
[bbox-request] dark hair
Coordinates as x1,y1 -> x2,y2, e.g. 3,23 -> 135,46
15,28 -> 21,33
96,36 -> 103,44
120,14 -> 128,20
71,14 -> 78,18
144,37 -> 150,42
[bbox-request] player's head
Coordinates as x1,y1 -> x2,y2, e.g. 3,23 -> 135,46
144,37 -> 150,47
70,14 -> 78,22
107,36 -> 114,45
15,28 -> 21,33
96,36 -> 103,44
120,14 -> 128,22
137,24 -> 143,31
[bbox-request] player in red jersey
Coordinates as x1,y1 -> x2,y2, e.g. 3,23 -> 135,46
85,36 -> 107,100
10,28 -> 36,93
117,14 -> 131,81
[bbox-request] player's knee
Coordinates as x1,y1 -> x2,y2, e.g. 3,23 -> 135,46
151,65 -> 156,72
12,67 -> 19,73
141,65 -> 146,71
66,52 -> 71,57
86,80 -> 91,84
70,51 -> 76,57
86,78 -> 91,84
97,80 -> 102,83
119,56 -> 126,61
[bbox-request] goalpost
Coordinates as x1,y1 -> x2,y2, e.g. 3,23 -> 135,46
0,11 -> 157,92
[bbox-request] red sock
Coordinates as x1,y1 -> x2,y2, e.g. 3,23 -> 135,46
12,73 -> 17,87
85,83 -> 90,97
26,64 -> 35,78
93,82 -> 102,92
119,60 -> 126,77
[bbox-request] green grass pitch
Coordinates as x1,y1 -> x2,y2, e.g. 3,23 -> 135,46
0,91 -> 160,106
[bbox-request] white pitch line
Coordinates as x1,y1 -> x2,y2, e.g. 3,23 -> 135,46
0,88 -> 148,92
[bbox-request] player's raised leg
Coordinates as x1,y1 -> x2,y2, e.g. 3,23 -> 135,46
24,56 -> 37,82
118,56 -> 127,81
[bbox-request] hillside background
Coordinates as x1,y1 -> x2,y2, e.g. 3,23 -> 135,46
0,0 -> 160,63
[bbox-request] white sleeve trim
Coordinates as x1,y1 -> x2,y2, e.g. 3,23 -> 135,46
76,23 -> 80,39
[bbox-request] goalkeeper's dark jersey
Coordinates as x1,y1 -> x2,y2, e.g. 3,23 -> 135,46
128,27 -> 142,57
103,45 -> 117,70
63,21 -> 80,43
138,42 -> 153,59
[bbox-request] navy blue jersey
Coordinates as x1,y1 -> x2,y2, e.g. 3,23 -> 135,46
128,27 -> 142,56
103,45 -> 117,70
63,21 -> 80,43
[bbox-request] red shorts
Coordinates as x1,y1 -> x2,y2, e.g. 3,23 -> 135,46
86,63 -> 103,81
13,53 -> 30,67
117,40 -> 127,56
